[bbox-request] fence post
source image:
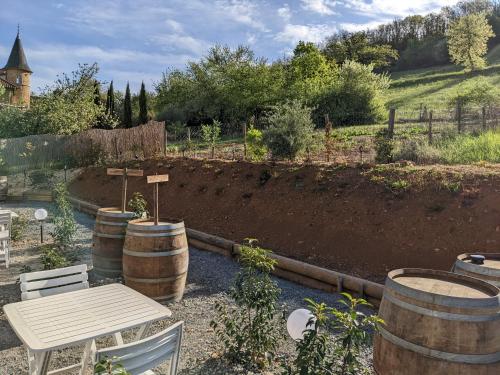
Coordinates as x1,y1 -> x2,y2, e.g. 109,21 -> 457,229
163,122 -> 167,156
428,110 -> 433,144
456,102 -> 462,133
324,114 -> 332,162
388,108 -> 395,139
482,107 -> 486,131
243,121 -> 247,161
187,127 -> 191,142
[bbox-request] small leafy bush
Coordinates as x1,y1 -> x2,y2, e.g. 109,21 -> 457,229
263,100 -> 315,160
40,245 -> 69,270
201,120 -> 222,158
210,239 -> 285,368
94,357 -> 130,375
29,169 -> 55,188
128,192 -> 149,219
246,126 -> 267,161
51,183 -> 77,249
374,129 -> 393,164
283,294 -> 384,375
11,215 -> 29,242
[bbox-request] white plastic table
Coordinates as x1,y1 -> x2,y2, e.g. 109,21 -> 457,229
3,283 -> 172,375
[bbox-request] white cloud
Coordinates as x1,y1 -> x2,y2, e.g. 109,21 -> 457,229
151,34 -> 207,55
275,23 -> 337,45
214,0 -> 268,32
165,19 -> 184,33
342,0 -> 457,17
339,19 -> 392,32
278,4 -> 292,21
301,0 -> 338,15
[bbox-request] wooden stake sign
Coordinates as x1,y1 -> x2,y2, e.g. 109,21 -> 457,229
107,168 -> 144,213
147,174 -> 169,225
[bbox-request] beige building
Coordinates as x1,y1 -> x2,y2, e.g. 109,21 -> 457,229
0,31 -> 32,107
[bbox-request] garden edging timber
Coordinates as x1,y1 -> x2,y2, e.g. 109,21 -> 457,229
8,191 -> 385,307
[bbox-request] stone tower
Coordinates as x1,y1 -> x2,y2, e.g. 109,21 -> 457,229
1,30 -> 32,107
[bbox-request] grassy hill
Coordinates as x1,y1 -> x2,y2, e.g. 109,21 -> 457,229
386,46 -> 500,110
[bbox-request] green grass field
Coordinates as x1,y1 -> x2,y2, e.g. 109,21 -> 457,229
386,46 -> 500,110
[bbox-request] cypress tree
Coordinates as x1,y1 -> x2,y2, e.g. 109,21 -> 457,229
138,81 -> 148,125
93,81 -> 101,106
106,80 -> 115,116
124,82 -> 132,128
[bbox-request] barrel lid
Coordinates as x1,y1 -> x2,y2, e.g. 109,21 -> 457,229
127,217 -> 185,231
457,253 -> 500,270
98,207 -> 135,217
387,269 -> 500,308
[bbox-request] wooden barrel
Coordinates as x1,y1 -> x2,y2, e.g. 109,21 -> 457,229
374,268 -> 500,375
92,207 -> 135,278
123,218 -> 188,303
453,253 -> 500,288
0,176 -> 7,201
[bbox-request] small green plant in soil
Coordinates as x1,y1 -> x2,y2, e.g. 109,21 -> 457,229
283,293 -> 384,375
51,182 -> 77,249
127,192 -> 149,219
40,245 -> 69,270
94,357 -> 130,375
246,126 -> 267,161
374,129 -> 394,164
10,215 -> 29,242
210,239 -> 285,369
201,120 -> 222,159
390,179 -> 410,191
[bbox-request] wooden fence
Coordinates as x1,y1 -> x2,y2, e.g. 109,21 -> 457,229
0,121 -> 166,172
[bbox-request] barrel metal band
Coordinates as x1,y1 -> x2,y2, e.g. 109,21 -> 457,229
123,247 -> 188,257
455,261 -> 500,278
125,229 -> 186,237
378,326 -> 500,364
96,220 -> 128,227
94,232 -> 124,239
383,291 -> 500,322
125,273 -> 187,283
152,292 -> 181,301
385,276 -> 499,309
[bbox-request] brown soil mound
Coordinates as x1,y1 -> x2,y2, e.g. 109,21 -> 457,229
69,159 -> 500,282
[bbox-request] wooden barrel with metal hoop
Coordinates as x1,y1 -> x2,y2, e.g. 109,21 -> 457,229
374,268 -> 500,375
0,176 -> 7,201
453,253 -> 500,288
123,218 -> 188,303
92,207 -> 135,278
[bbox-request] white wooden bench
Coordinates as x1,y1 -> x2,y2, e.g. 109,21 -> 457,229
95,321 -> 184,375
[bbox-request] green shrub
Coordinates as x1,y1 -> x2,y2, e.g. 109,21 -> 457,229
210,239 -> 285,368
283,294 -> 384,375
51,183 -> 77,249
318,61 -> 389,126
29,169 -> 55,188
263,100 -> 315,160
394,139 -> 441,164
246,126 -> 267,161
11,215 -> 29,242
94,357 -> 130,375
128,192 -> 149,219
447,77 -> 500,109
201,120 -> 221,158
40,245 -> 69,270
374,129 -> 394,163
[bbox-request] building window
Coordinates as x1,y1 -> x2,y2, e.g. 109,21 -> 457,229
16,75 -> 22,85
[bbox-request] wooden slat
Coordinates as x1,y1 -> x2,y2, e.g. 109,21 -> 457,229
107,168 -> 144,177
20,265 -> 87,282
147,174 -> 169,184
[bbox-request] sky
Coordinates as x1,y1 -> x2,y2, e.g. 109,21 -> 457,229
0,0 -> 457,93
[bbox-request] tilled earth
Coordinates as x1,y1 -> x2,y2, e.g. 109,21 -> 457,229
0,202 -> 374,374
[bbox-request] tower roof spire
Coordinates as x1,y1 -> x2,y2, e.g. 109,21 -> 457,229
3,28 -> 32,73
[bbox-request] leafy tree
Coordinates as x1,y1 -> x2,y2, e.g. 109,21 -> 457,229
201,120 -> 221,158
123,83 -> 132,128
317,61 -> 389,126
447,76 -> 500,108
106,80 -> 115,116
447,12 -> 495,70
263,100 -> 315,160
139,81 -> 148,125
323,32 -> 398,69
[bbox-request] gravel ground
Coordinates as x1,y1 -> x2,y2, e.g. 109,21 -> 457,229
0,202 -> 375,374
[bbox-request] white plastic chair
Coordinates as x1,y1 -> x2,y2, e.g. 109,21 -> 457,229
94,321 -> 184,375
20,264 -> 93,375
0,211 -> 12,268
20,264 -> 89,300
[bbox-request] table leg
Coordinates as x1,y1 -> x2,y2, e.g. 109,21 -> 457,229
32,351 -> 51,375
135,322 -> 152,340
79,340 -> 95,375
